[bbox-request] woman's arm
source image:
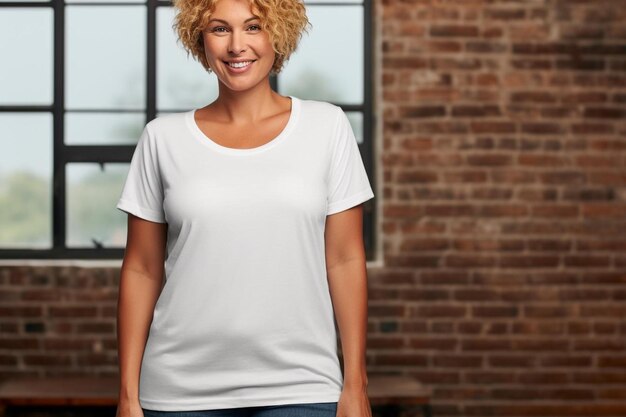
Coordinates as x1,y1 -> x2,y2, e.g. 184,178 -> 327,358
117,214 -> 168,404
325,205 -> 369,390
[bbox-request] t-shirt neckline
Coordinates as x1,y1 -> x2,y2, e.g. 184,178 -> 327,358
186,95 -> 300,156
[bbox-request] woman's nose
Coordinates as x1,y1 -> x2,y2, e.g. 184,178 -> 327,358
228,31 -> 246,55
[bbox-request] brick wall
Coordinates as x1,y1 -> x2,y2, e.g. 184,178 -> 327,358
0,266 -> 119,375
1,0 -> 625,416
373,0 -> 626,415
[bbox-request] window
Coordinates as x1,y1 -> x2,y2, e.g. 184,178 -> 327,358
0,0 -> 375,260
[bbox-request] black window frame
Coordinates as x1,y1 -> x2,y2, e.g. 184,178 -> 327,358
0,0 -> 376,260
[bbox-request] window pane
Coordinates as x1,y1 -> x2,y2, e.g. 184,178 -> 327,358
65,112 -> 145,145
279,5 -> 363,104
66,162 -> 129,248
346,111 -> 364,144
0,9 -> 53,105
0,113 -> 53,249
65,0 -> 143,3
66,5 -> 146,110
157,6 -> 218,111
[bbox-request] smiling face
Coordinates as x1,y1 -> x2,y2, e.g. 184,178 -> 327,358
201,0 -> 275,89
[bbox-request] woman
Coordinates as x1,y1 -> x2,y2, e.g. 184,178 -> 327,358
115,0 -> 374,416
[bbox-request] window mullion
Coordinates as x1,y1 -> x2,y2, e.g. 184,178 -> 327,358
53,0 -> 66,251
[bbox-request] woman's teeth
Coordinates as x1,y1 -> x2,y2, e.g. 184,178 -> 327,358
227,61 -> 252,68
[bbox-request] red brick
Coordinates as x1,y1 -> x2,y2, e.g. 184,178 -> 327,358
430,25 -> 479,38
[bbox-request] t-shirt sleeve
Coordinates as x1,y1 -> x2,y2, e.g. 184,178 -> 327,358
116,124 -> 166,223
326,107 -> 375,216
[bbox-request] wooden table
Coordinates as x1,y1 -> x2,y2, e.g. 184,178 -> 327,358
0,375 -> 431,417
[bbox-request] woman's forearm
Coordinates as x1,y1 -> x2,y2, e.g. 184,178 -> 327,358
117,267 -> 163,402
327,258 -> 369,389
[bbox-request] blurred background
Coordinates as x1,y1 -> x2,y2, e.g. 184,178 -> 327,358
1,0 -> 626,416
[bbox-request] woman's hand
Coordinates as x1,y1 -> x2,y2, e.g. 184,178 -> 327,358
336,384 -> 372,417
116,399 -> 144,417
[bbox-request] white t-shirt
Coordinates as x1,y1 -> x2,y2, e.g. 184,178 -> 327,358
116,95 -> 375,411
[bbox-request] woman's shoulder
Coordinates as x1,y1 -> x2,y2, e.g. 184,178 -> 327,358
295,96 -> 343,122
146,110 -> 188,131
138,111 -> 191,148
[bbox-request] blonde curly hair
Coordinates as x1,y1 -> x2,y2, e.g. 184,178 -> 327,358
172,0 -> 312,75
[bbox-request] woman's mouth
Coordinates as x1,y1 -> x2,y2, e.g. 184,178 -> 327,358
223,60 -> 256,74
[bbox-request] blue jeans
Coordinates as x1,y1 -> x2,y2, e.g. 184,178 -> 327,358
142,401 -> 338,417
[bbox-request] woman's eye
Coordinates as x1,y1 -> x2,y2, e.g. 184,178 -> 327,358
212,25 -> 260,33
